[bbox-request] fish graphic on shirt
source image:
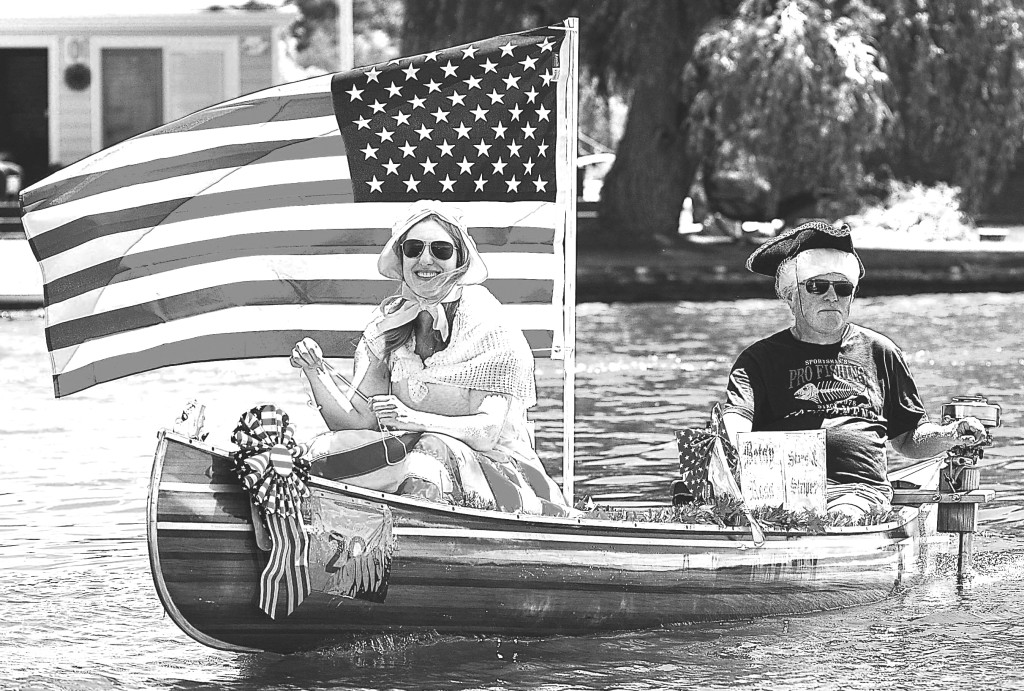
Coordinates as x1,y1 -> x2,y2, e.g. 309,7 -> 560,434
793,375 -> 865,405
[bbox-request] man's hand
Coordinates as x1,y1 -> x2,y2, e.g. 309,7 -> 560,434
290,337 -> 324,371
945,415 -> 987,446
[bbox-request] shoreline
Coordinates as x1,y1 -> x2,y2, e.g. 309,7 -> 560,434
4,231 -> 1024,308
575,238 -> 1024,303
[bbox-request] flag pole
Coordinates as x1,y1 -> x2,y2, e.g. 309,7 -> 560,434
337,0 -> 354,71
560,17 -> 579,505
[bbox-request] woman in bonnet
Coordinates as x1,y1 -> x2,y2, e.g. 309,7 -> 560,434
291,200 -> 572,517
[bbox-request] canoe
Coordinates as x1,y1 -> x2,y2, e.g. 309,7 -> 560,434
148,429 -> 957,654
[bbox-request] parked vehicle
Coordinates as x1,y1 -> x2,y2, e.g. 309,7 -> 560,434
1,153 -> 23,202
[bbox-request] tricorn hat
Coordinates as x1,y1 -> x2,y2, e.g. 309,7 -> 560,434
745,220 -> 864,278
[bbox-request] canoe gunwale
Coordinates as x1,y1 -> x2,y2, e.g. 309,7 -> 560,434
154,428 -> 926,539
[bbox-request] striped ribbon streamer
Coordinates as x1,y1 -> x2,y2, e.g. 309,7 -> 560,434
231,404 -> 313,618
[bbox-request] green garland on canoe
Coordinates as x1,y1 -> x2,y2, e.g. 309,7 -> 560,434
452,492 -> 902,531
574,495 -> 903,532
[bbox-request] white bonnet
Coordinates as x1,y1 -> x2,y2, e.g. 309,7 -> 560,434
376,200 -> 488,285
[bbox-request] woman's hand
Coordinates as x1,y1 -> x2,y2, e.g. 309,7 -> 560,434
290,337 -> 324,371
369,395 -> 425,432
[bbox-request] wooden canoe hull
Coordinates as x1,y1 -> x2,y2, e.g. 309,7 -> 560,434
148,431 -> 944,654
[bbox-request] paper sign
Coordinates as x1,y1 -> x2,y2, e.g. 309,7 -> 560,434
735,430 -> 827,514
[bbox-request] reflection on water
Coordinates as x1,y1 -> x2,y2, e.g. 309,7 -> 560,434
1,292 -> 1023,690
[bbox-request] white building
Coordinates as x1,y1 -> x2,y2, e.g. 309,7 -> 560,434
1,3 -> 294,187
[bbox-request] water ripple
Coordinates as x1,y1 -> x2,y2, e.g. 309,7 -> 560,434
2,294 -> 1023,689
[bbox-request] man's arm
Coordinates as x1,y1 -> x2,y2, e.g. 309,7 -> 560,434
890,417 -> 987,459
722,411 -> 753,449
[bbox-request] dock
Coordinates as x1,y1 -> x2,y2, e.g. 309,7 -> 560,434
0,201 -> 41,308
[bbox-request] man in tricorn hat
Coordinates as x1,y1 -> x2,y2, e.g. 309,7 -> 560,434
721,220 -> 986,519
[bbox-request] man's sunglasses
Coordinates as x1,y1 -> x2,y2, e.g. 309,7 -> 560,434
401,239 -> 457,261
801,279 -> 856,297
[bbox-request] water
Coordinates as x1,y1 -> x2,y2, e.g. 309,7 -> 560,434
1,293 -> 1023,690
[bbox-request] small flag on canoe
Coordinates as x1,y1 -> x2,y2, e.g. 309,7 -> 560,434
20,22 -> 576,398
675,405 -> 741,502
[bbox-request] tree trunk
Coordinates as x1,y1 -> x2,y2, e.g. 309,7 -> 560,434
401,0 -> 544,54
596,0 -> 733,249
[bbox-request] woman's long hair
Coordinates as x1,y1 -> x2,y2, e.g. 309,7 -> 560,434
381,213 -> 467,361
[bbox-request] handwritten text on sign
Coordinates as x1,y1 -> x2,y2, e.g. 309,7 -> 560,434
736,430 -> 827,514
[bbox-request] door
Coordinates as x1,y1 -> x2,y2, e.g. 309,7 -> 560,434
0,48 -> 49,187
101,48 -> 163,149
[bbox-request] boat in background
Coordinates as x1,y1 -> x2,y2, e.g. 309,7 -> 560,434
149,429 -> 969,655
0,200 -> 43,308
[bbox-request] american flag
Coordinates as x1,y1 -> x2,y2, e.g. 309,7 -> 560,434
675,427 -> 718,503
677,406 -> 765,543
676,405 -> 742,502
335,34 -> 560,203
20,23 -> 576,398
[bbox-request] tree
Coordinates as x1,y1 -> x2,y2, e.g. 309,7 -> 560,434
583,1 -> 740,247
685,0 -> 892,222
688,0 -> 1024,222
304,1 -> 1024,245
870,0 -> 1024,216
288,0 -> 404,70
400,0 -> 739,248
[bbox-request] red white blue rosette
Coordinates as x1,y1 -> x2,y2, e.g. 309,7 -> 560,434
231,404 -> 313,619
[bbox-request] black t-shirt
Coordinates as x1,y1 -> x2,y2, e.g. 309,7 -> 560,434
724,324 -> 926,489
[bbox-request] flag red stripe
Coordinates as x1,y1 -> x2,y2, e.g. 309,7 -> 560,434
21,136 -> 345,211
43,228 -> 556,304
137,91 -> 337,138
45,278 -> 555,351
52,328 -> 554,398
30,180 -> 356,261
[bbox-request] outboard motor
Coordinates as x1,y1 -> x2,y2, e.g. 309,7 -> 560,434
936,394 -> 1000,580
937,394 -> 1000,530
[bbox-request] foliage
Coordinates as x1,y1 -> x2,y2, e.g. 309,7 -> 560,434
685,0 -> 1024,222
208,1 -> 281,9
576,494 -> 902,531
399,0 -> 564,54
457,490 -> 498,512
869,0 -> 1024,215
288,0 -> 404,70
685,0 -> 893,220
310,0 -> 1024,243
845,180 -> 976,243
288,0 -> 339,54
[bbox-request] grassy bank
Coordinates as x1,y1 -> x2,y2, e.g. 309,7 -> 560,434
577,237 -> 1024,303
577,182 -> 1024,303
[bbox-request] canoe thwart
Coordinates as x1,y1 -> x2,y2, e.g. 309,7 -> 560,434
891,488 -> 995,506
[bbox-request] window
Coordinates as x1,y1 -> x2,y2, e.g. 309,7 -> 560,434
91,37 -> 239,151
101,48 -> 163,148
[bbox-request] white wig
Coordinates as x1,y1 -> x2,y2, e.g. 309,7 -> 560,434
776,248 -> 862,301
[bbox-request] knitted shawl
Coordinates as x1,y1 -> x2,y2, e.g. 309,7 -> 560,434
362,285 -> 537,407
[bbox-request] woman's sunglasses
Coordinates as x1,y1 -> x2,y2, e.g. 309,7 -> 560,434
401,239 -> 457,261
801,279 -> 855,297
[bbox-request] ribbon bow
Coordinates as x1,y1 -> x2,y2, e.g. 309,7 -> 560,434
231,404 -> 313,619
